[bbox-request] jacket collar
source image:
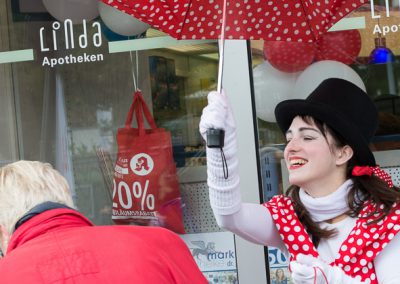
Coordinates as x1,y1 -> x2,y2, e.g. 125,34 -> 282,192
14,201 -> 73,232
7,208 -> 93,254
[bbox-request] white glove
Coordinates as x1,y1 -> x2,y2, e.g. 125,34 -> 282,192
199,90 -> 241,215
290,254 -> 365,284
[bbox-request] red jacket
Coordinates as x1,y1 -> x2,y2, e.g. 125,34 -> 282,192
0,208 -> 207,284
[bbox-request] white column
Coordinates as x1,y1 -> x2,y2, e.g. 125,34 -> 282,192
223,40 -> 268,284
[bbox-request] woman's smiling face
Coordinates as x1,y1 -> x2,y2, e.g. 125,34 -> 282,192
283,116 -> 350,196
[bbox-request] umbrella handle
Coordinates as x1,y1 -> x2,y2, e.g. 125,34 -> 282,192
206,128 -> 228,179
217,0 -> 227,93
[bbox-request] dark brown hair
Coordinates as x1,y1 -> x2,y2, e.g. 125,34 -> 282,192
285,115 -> 400,247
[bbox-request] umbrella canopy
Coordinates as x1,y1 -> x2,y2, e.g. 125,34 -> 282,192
101,0 -> 367,42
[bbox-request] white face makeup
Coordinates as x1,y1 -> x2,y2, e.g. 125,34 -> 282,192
284,116 -> 348,197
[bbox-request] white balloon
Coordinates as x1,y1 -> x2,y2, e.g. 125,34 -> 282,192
295,60 -> 366,99
253,61 -> 300,122
98,2 -> 151,36
42,0 -> 99,23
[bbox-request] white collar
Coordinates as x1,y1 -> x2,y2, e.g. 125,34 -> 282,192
299,179 -> 353,222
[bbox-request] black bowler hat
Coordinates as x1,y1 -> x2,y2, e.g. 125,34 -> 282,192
275,78 -> 378,166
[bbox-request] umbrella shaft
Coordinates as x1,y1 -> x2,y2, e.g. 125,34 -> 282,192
217,40 -> 224,93
217,0 -> 227,93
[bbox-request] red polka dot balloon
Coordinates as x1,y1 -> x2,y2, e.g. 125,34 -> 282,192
316,30 -> 362,65
263,41 -> 317,73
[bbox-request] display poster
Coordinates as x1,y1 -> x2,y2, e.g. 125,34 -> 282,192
268,247 -> 293,284
181,232 -> 238,284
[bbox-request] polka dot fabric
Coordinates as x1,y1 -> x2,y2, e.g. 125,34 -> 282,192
352,165 -> 394,188
264,195 -> 400,284
101,0 -> 367,41
371,166 -> 394,187
333,200 -> 400,284
264,195 -> 319,259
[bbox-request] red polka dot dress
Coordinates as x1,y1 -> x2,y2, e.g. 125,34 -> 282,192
264,195 -> 400,284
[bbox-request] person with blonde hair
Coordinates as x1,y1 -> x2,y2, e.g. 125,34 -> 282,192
0,160 -> 206,284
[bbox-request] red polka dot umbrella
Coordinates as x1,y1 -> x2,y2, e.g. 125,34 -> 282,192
101,0 -> 367,42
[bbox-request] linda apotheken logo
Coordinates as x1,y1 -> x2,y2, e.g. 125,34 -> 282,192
130,153 -> 154,176
39,19 -> 104,67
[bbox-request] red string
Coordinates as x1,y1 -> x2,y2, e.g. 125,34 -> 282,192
314,266 -> 329,284
313,267 -> 317,284
317,267 -> 329,284
352,165 -> 373,176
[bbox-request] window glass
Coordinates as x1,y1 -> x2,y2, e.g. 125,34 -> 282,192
1,2 -> 238,281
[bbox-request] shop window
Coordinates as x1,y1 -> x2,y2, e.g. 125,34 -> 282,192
2,8 -> 214,218
0,1 -> 242,280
